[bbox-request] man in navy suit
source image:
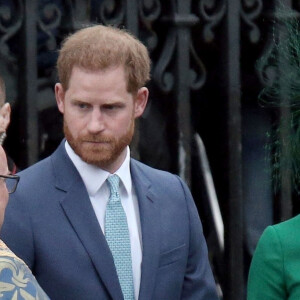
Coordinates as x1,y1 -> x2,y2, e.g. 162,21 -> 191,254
1,25 -> 219,300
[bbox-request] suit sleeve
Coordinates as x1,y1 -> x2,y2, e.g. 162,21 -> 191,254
1,193 -> 35,269
247,226 -> 286,300
178,177 -> 219,300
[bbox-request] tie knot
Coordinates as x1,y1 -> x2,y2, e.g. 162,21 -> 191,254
107,174 -> 120,196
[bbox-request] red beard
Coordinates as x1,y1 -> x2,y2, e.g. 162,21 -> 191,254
64,119 -> 135,169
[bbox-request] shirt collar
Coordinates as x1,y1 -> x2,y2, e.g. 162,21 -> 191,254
65,141 -> 132,197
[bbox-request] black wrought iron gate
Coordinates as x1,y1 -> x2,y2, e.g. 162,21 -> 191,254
0,1 -> 298,299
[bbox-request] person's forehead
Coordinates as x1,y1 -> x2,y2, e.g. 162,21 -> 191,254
67,66 -> 128,93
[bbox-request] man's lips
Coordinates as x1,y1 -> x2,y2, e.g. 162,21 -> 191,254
85,141 -> 107,143
83,140 -> 111,145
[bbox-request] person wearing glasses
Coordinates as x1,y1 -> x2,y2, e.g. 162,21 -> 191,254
0,145 -> 49,299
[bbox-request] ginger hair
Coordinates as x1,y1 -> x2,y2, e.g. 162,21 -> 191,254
57,25 -> 151,94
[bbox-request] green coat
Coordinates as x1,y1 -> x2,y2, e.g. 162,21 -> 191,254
247,215 -> 300,300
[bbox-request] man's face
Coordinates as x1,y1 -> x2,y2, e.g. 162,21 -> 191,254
55,65 -> 148,172
0,146 -> 9,229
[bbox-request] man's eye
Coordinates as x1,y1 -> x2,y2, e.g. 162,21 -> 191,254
77,103 -> 89,109
104,104 -> 123,110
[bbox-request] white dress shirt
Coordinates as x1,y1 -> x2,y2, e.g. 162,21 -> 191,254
65,141 -> 142,299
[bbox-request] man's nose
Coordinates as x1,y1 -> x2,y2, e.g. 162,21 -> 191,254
86,109 -> 105,133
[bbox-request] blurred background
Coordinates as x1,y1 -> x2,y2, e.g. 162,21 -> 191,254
0,0 -> 298,299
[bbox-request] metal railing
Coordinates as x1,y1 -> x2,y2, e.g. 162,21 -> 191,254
0,1 -> 296,299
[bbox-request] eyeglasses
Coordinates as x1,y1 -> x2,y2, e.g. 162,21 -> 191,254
0,174 -> 20,194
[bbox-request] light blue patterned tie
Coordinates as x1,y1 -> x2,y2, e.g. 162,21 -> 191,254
105,175 -> 135,300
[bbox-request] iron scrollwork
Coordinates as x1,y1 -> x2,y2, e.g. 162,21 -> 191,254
153,35 -> 207,93
241,0 -> 263,43
0,0 -> 23,62
38,2 -> 62,52
189,41 -> 206,90
198,0 -> 226,43
152,28 -> 176,93
99,0 -> 125,26
153,0 -> 207,93
256,38 -> 277,88
138,0 -> 161,52
257,42 -> 278,87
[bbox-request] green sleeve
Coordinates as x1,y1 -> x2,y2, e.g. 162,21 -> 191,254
247,226 -> 287,300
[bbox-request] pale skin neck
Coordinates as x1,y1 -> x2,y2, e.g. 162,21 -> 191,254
101,147 -> 128,174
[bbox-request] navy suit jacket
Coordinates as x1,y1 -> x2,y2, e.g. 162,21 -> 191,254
1,141 -> 218,300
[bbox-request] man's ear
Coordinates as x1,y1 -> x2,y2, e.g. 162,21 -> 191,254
134,87 -> 149,118
55,83 -> 65,114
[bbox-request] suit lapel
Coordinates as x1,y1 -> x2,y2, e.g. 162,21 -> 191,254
131,160 -> 161,300
51,141 -> 123,300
